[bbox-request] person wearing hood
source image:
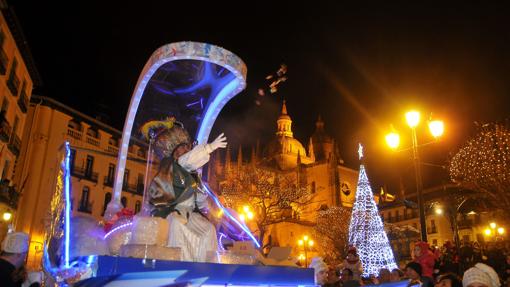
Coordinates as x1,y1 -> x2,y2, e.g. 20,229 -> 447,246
414,242 -> 436,280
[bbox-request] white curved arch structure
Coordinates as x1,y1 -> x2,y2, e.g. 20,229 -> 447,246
104,42 -> 247,218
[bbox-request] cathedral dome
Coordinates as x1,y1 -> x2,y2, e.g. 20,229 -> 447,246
262,101 -> 313,170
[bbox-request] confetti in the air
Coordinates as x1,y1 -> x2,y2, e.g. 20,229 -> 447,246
255,64 -> 288,105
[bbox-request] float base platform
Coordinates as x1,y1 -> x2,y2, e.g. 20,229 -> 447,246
77,255 -> 315,286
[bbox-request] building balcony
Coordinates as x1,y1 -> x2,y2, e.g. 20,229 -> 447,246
0,49 -> 8,75
71,167 -> 98,183
77,201 -> 93,214
106,144 -> 118,155
7,73 -> 20,96
104,176 -> 114,187
67,128 -> 82,140
458,219 -> 474,230
17,90 -> 29,113
86,136 -> 100,147
8,134 -> 21,157
0,119 -> 11,142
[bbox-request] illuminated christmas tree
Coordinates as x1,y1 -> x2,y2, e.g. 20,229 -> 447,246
348,144 -> 397,276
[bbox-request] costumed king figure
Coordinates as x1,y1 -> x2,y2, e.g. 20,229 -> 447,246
142,117 -> 227,262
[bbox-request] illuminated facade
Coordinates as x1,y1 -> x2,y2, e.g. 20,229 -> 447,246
209,102 -> 359,258
379,184 -> 505,265
0,6 -> 40,243
14,96 -> 148,268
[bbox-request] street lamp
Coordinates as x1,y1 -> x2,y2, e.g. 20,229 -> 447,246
297,235 -> 314,267
239,205 -> 254,222
484,222 -> 505,241
385,110 -> 445,242
2,211 -> 12,222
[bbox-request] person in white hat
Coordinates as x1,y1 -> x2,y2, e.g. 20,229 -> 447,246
0,231 -> 42,287
0,232 -> 30,286
309,257 -> 329,286
463,263 -> 501,287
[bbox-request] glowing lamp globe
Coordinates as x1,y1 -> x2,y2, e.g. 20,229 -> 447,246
490,222 -> 497,229
484,228 -> 492,236
2,212 -> 12,221
385,132 -> 400,149
497,227 -> 505,235
405,111 -> 420,128
429,120 -> 444,138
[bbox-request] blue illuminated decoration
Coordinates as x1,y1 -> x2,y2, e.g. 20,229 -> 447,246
64,142 -> 71,268
103,222 -> 133,240
203,184 -> 260,248
107,41 -> 247,219
196,78 -> 239,144
218,232 -> 227,251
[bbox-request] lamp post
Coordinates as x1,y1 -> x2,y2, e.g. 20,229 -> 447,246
386,110 -> 444,242
298,235 -> 314,267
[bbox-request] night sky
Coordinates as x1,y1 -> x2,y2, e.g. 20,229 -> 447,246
12,2 -> 510,191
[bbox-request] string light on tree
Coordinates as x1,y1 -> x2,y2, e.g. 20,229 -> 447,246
449,122 -> 510,218
348,144 -> 398,276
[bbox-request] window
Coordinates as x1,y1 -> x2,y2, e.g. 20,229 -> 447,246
137,173 -> 144,194
85,155 -> 94,177
107,164 -> 115,182
432,239 -> 438,246
102,192 -> 112,216
0,29 -> 4,47
1,160 -> 10,179
121,196 -> 127,208
123,169 -> 130,187
86,128 -> 98,138
12,116 -> 19,135
80,187 -> 90,208
7,58 -> 19,96
135,200 -> 141,214
70,149 -> 76,172
1,98 -> 9,113
311,181 -> 316,193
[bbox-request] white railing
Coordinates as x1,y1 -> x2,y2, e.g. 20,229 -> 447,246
107,145 -> 119,154
86,136 -> 100,147
67,128 -> 82,140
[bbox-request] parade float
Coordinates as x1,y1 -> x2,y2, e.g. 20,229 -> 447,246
42,42 -> 314,286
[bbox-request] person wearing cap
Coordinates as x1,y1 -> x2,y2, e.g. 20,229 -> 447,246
463,263 -> 501,287
406,261 -> 434,287
0,232 -> 41,287
141,117 -> 227,262
309,257 -> 329,286
436,273 -> 463,287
